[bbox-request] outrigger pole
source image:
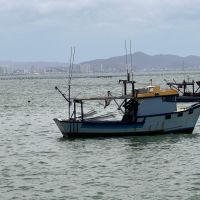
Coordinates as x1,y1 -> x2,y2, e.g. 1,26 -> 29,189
55,86 -> 70,103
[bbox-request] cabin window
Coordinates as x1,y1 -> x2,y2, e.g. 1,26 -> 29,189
162,96 -> 176,102
149,88 -> 154,92
177,112 -> 183,117
165,114 -> 171,119
189,109 -> 193,115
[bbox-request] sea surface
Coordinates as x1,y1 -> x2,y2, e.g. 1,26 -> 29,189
1,71 -> 200,200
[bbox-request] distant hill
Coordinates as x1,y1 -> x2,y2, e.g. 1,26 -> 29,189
80,52 -> 200,72
1,52 -> 200,75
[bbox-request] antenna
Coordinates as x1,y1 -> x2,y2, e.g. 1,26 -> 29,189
182,60 -> 186,81
130,40 -> 133,71
129,40 -> 133,81
125,40 -> 128,76
69,47 -> 75,84
125,40 -> 131,81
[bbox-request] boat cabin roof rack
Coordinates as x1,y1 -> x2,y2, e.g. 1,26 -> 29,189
74,95 -> 134,102
167,80 -> 200,95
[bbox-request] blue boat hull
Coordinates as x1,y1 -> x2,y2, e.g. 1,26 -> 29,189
54,103 -> 200,138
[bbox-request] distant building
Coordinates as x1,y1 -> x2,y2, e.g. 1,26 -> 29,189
80,64 -> 92,73
0,66 -> 7,75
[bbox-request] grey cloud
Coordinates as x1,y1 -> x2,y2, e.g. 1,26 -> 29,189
1,0 -> 200,31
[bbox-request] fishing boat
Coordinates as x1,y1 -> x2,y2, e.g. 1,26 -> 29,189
54,73 -> 200,138
54,47 -> 200,138
166,80 -> 200,102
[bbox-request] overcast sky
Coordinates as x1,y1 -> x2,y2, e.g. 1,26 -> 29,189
0,0 -> 200,62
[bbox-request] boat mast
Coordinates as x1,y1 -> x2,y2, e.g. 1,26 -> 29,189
129,40 -> 134,95
125,40 -> 128,111
119,40 -> 136,112
68,47 -> 75,120
125,40 -> 135,95
130,40 -> 134,82
54,48 -> 75,114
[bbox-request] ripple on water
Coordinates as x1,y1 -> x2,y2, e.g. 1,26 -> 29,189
1,75 -> 200,199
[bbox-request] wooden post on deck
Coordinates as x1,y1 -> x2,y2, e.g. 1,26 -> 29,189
81,101 -> 83,121
74,101 -> 76,120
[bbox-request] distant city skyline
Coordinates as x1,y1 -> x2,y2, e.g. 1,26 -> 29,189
1,51 -> 200,76
0,0 -> 200,63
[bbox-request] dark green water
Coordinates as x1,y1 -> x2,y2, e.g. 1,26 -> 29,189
1,72 -> 200,200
